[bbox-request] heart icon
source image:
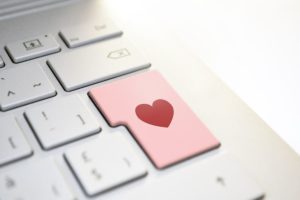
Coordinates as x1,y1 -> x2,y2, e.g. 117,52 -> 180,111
135,99 -> 174,127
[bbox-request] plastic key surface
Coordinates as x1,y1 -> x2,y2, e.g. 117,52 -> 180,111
59,21 -> 122,48
65,132 -> 147,196
0,63 -> 56,111
0,159 -> 75,200
25,95 -> 101,150
0,116 -> 32,166
120,154 -> 264,200
89,71 -> 220,169
5,34 -> 60,63
47,38 -> 150,91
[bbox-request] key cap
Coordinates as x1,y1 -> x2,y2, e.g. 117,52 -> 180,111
0,116 -> 32,166
59,21 -> 122,48
25,95 -> 101,150
121,154 -> 264,200
47,38 -> 151,91
0,63 -> 56,111
89,71 -> 220,169
5,34 -> 60,63
64,132 -> 147,196
0,56 -> 4,68
0,159 -> 75,200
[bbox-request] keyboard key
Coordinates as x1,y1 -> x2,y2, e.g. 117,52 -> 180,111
0,159 -> 75,200
0,56 -> 4,68
59,21 -> 122,48
122,154 -> 264,200
64,132 -> 147,196
5,34 -> 60,63
47,38 -> 151,91
0,116 -> 32,166
25,95 -> 100,150
0,63 -> 56,111
89,71 -> 220,169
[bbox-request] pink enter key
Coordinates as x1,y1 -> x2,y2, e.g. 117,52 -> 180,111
89,71 -> 220,169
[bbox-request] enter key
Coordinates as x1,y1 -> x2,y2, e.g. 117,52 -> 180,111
89,71 -> 220,169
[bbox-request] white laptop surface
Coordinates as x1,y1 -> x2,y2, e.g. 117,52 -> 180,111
0,0 -> 300,199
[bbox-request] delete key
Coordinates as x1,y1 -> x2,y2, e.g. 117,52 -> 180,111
89,71 -> 220,169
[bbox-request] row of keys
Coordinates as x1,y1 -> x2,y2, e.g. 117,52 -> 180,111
0,18 -> 263,199
0,95 -> 100,166
0,133 -> 147,200
0,151 -> 264,199
0,80 -> 263,198
4,20 -> 122,63
121,154 -> 264,200
1,37 -> 150,111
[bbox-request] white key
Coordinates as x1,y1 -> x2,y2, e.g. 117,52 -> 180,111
60,21 -> 122,48
122,154 -> 264,200
5,34 -> 60,63
64,133 -> 147,196
0,63 -> 56,111
0,56 -> 4,68
0,116 -> 32,166
47,38 -> 151,91
0,159 -> 75,200
25,95 -> 101,150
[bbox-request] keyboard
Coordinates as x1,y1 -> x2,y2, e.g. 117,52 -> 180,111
0,17 -> 265,199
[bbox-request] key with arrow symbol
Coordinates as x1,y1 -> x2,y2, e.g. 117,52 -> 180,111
7,91 -> 16,97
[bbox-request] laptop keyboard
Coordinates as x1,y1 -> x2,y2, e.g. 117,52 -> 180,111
0,20 -> 265,199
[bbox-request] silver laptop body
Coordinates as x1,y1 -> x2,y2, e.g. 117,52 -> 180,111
0,0 -> 300,199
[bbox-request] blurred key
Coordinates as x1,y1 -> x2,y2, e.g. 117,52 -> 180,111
5,34 -> 60,63
121,154 -> 264,200
25,95 -> 100,150
0,63 -> 56,111
47,38 -> 150,91
60,21 -> 122,48
65,133 -> 147,196
89,71 -> 220,169
0,116 -> 32,166
0,159 -> 75,200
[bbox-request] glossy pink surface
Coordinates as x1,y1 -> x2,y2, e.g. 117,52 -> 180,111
89,71 -> 220,169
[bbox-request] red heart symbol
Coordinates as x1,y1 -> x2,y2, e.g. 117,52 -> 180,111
135,99 -> 174,128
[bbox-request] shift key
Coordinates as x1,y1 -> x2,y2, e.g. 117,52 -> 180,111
47,38 -> 151,91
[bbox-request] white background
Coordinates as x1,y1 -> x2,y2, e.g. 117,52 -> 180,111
137,0 -> 300,154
